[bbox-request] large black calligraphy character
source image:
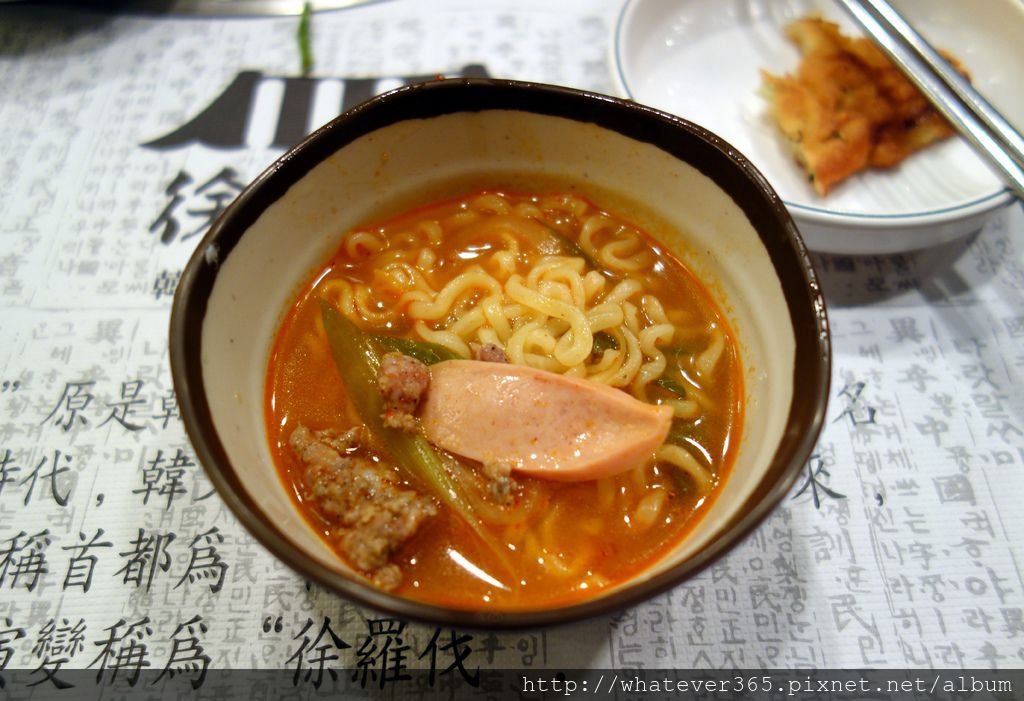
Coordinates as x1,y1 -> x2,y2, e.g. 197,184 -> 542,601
89,617 -> 152,687
155,615 -> 210,690
115,529 -> 175,591
29,617 -> 86,689
352,619 -> 411,689
21,450 -> 73,506
148,168 -> 245,245
99,380 -> 147,432
149,171 -> 193,245
134,449 -> 191,509
418,627 -> 480,688
287,617 -> 350,689
41,381 -> 96,431
793,454 -> 846,509
142,66 -> 489,152
182,169 -> 245,241
833,381 -> 877,426
62,529 -> 113,592
0,529 -> 51,591
175,527 -> 227,594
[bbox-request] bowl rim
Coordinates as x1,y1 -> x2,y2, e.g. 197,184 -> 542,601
168,77 -> 832,629
788,188 -> 1012,226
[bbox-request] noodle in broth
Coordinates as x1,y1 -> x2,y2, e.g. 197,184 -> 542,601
266,190 -> 742,610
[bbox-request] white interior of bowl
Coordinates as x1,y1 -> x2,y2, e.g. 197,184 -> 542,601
199,108 -> 798,599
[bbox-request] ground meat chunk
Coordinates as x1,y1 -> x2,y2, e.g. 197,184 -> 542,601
309,425 -> 363,455
482,459 -> 518,506
289,424 -> 437,590
470,341 -> 508,363
377,351 -> 430,429
290,425 -> 359,472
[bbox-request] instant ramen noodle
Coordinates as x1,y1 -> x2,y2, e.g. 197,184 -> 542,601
266,190 -> 743,611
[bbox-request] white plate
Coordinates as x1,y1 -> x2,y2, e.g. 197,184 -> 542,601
612,0 -> 1024,254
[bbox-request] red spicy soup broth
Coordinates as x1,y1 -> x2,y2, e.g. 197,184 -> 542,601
265,189 -> 743,611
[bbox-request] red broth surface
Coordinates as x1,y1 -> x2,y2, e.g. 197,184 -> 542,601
266,190 -> 743,611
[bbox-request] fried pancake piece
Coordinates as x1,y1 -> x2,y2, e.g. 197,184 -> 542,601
761,16 -> 968,194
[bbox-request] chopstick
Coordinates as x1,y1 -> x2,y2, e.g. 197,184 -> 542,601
835,0 -> 1024,201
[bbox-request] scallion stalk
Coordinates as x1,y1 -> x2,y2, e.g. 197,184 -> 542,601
319,301 -> 509,568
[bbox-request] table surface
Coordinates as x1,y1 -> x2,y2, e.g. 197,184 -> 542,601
1,0 -> 1022,694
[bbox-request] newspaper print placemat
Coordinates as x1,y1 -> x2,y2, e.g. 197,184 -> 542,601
0,0 -> 1021,693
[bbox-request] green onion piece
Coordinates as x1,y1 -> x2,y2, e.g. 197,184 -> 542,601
370,334 -> 463,365
298,2 -> 314,77
543,225 -> 603,271
665,418 -> 707,450
508,218 -> 602,271
319,301 -> 506,563
551,230 -> 595,266
591,331 -> 619,355
655,376 -> 688,398
665,463 -> 695,495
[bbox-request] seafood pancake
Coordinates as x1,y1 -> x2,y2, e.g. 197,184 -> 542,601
761,16 -> 968,195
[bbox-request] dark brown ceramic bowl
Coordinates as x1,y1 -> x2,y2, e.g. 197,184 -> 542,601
169,78 -> 830,628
